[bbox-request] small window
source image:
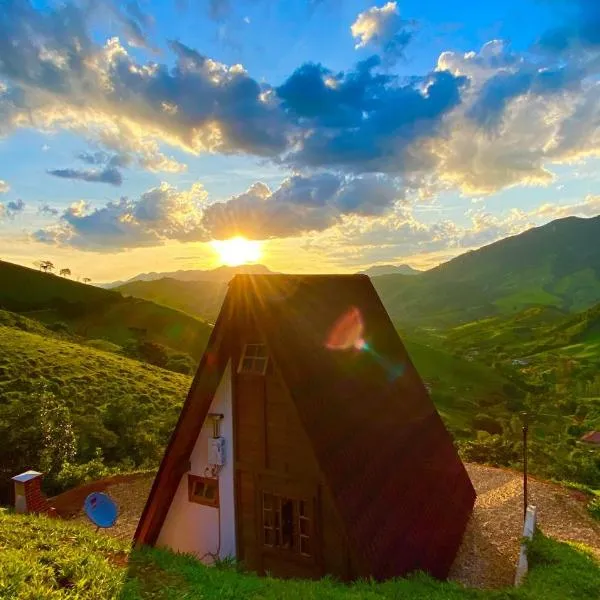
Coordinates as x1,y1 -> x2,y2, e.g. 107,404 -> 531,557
262,492 -> 312,557
188,475 -> 219,507
238,343 -> 269,375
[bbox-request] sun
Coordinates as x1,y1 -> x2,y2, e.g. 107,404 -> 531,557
211,236 -> 262,267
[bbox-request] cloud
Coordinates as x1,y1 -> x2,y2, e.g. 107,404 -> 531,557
467,65 -> 582,129
47,167 -> 124,186
0,2 -> 288,162
0,180 -> 9,193
431,40 -> 600,194
0,198 -> 25,219
103,0 -> 156,50
38,204 -> 60,217
2,0 -> 600,204
34,172 -> 404,248
77,150 -> 131,168
47,148 -> 136,186
0,1 -> 464,182
202,173 -> 404,239
34,182 -> 208,251
530,195 -> 600,220
538,0 -> 600,54
278,61 -> 467,172
351,2 -> 414,59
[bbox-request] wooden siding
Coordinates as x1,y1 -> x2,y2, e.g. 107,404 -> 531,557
233,333 -> 353,580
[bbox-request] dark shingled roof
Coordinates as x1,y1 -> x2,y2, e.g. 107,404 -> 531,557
135,274 -> 475,580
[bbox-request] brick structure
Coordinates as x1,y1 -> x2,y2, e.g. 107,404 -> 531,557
11,471 -> 56,516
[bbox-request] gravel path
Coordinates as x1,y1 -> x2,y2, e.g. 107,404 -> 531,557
449,463 -> 600,588
58,464 -> 599,589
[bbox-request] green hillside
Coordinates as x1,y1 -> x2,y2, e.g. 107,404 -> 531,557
403,338 -> 514,432
0,260 -> 212,360
0,323 -> 190,503
117,277 -> 227,324
430,304 -> 600,488
1,511 -> 599,600
373,215 -> 600,326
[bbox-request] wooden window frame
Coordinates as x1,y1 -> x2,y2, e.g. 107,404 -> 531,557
188,474 -> 219,507
261,491 -> 312,558
238,343 -> 269,375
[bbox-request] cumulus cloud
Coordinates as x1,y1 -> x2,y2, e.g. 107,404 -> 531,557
1,0 -> 600,207
0,180 -> 9,193
278,60 -> 467,172
0,2 -> 288,165
34,182 -> 208,250
33,172 -> 404,248
0,198 -> 25,219
432,40 -> 600,194
202,173 -> 404,239
48,167 -> 123,186
351,2 -> 414,59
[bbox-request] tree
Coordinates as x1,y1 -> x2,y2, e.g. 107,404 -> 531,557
82,277 -> 92,284
38,260 -> 55,273
59,268 -> 71,277
35,383 -> 77,476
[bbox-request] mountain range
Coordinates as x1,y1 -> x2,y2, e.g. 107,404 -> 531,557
102,263 -> 274,288
115,215 -> 600,328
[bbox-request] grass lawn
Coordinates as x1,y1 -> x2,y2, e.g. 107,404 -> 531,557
1,511 -> 598,599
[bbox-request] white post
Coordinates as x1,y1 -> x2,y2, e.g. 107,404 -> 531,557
514,505 -> 537,586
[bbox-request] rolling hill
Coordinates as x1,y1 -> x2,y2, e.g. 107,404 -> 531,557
373,215 -> 600,326
442,303 -> 600,362
0,260 -> 212,360
0,320 -> 191,504
117,277 -> 227,324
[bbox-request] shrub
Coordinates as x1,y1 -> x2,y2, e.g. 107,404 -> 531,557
166,353 -> 196,375
46,321 -> 71,334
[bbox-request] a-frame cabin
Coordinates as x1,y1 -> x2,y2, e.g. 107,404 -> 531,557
134,275 -> 475,581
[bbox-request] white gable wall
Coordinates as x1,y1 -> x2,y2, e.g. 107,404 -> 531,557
156,361 -> 236,561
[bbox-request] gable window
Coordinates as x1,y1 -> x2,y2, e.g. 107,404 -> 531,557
188,475 -> 219,507
262,492 -> 311,557
238,343 -> 269,375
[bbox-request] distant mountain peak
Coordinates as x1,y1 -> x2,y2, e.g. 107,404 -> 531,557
359,264 -> 421,277
103,263 -> 274,288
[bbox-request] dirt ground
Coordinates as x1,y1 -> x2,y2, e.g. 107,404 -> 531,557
448,463 -> 600,588
55,464 -> 600,589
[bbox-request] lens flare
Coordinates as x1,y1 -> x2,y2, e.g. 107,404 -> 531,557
325,307 -> 406,381
325,306 -> 365,350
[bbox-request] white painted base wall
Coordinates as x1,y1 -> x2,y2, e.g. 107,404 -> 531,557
156,362 -> 236,562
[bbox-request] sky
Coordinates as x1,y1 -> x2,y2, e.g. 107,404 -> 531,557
1,0 -> 600,282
